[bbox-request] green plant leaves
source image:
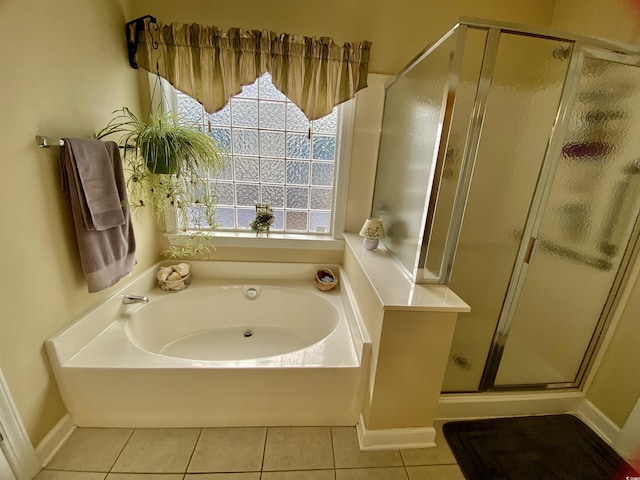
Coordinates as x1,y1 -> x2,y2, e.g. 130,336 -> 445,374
96,107 -> 228,257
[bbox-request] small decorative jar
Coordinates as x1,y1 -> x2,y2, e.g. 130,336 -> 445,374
157,263 -> 191,292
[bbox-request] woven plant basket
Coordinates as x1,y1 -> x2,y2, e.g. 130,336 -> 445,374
314,268 -> 338,291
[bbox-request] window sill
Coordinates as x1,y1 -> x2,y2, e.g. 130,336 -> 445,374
165,231 -> 345,251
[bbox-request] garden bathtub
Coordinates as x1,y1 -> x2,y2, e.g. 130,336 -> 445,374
45,261 -> 370,427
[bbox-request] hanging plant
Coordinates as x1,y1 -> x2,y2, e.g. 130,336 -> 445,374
96,107 -> 224,175
96,107 -> 228,258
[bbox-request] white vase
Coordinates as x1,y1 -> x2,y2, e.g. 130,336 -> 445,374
363,237 -> 379,251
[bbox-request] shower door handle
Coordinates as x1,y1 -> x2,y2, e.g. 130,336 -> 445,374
524,236 -> 539,264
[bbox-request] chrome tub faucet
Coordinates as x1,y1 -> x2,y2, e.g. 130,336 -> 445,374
122,294 -> 149,305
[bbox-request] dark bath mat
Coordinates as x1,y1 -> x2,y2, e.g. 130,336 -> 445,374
443,414 -> 638,480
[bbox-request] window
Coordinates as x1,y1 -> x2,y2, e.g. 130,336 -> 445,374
168,72 -> 344,236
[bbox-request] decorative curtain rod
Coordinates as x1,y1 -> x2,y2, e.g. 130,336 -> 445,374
126,15 -> 158,69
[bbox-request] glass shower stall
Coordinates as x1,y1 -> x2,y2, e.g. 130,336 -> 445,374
371,18 -> 640,392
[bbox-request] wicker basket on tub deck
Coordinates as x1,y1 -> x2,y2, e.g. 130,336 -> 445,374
314,268 -> 338,291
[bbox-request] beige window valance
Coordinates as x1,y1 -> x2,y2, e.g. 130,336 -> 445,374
129,17 -> 372,120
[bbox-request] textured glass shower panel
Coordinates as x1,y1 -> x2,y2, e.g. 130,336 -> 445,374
371,32 -> 458,277
442,34 -> 572,392
423,28 -> 487,280
495,58 -> 640,386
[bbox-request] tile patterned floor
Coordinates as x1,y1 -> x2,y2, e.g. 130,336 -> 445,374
37,422 -> 465,480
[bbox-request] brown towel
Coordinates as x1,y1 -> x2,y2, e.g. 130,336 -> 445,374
60,139 -> 136,292
60,138 -> 125,230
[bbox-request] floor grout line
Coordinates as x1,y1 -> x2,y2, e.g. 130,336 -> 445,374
260,425 -> 269,475
107,428 -> 135,474
41,465 -> 462,477
183,427 -> 204,475
329,425 -> 337,472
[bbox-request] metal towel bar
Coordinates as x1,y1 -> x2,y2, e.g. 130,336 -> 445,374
36,135 -> 64,148
36,135 -> 130,149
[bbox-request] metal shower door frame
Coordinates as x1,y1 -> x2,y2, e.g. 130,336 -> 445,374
436,28 -> 501,285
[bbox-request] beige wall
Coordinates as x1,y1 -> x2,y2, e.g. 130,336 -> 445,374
131,0 -> 555,75
0,0 -> 161,445
345,74 -> 392,233
551,0 -> 640,47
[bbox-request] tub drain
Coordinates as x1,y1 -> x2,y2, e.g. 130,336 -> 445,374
243,329 -> 253,338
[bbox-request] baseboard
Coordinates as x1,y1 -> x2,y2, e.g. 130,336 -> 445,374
436,391 -> 584,419
356,414 -> 436,451
575,399 -> 621,449
35,413 -> 75,467
616,398 -> 640,463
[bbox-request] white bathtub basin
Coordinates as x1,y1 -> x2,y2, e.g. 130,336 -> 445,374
126,285 -> 339,361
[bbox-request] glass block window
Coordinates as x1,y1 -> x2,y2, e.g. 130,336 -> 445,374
173,72 -> 339,235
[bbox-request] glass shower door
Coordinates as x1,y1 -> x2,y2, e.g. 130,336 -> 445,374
441,33 -> 573,392
490,51 -> 640,388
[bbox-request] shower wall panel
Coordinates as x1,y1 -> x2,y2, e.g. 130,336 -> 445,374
371,32 -> 459,277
